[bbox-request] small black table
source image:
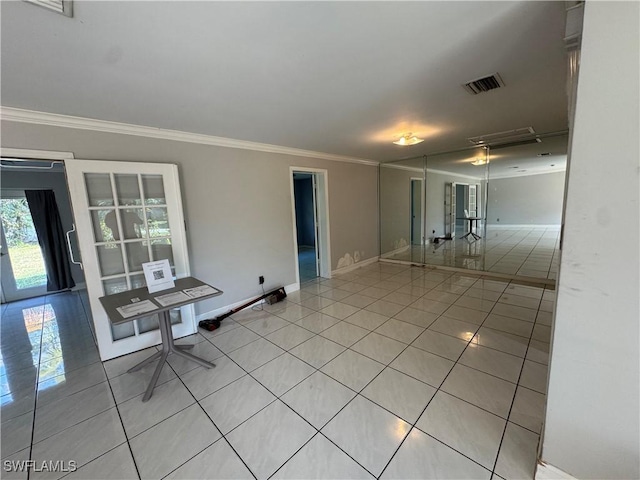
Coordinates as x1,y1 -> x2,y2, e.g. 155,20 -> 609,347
99,277 -> 223,401
457,217 -> 483,241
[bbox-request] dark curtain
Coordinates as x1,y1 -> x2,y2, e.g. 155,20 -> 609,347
25,190 -> 75,291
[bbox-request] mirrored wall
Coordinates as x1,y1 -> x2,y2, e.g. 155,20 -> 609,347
380,134 -> 568,283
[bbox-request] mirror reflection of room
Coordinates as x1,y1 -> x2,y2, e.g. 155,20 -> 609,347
379,133 -> 567,283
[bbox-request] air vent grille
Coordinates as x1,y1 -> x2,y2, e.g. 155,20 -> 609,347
463,73 -> 505,95
467,127 -> 538,147
25,0 -> 73,17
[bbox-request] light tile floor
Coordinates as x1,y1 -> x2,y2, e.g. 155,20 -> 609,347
384,225 -> 560,282
298,247 -> 318,283
1,263 -> 552,479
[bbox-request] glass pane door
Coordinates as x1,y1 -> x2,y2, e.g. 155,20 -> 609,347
65,160 -> 192,360
0,194 -> 48,302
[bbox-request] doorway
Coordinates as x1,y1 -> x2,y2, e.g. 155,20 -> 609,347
0,154 -> 83,303
455,184 -> 467,230
290,168 -> 331,285
410,178 -> 423,245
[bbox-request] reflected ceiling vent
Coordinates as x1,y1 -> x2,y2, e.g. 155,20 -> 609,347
467,127 -> 541,147
24,0 -> 73,17
462,73 -> 505,95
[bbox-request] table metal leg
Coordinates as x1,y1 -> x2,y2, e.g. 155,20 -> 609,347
138,310 -> 215,402
173,348 -> 215,369
142,350 -> 169,402
127,351 -> 162,373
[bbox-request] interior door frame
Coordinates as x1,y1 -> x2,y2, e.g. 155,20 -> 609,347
0,147 -> 76,303
410,177 -> 424,246
290,167 -> 331,285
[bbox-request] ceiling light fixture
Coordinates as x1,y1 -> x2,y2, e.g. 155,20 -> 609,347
471,158 -> 487,166
393,133 -> 424,146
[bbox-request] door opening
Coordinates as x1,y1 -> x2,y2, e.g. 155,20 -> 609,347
293,173 -> 317,282
0,157 -> 84,303
410,178 -> 423,246
291,168 -> 331,285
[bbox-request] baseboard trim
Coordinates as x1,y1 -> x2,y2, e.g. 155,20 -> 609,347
535,461 -> 578,480
331,256 -> 379,276
196,282 -> 299,321
486,224 -> 561,230
378,259 -> 556,288
380,245 -> 411,259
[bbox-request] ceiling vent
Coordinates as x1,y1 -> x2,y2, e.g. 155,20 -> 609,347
467,127 -> 540,147
462,73 -> 505,95
24,0 -> 73,17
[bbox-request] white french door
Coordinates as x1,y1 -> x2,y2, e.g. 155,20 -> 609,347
65,160 -> 193,361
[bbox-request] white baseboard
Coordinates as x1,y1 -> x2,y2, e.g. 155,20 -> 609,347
486,224 -> 561,230
196,282 -> 299,321
331,256 -> 379,276
535,461 -> 577,480
380,245 -> 411,259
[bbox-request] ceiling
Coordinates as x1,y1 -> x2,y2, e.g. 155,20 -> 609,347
1,1 -> 569,163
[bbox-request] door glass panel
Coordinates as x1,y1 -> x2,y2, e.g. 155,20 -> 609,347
150,239 -> 174,265
142,175 -> 167,205
125,241 -> 150,272
114,174 -> 142,206
146,208 -> 170,238
119,209 -> 145,240
102,277 -> 128,295
137,315 -> 159,333
96,244 -> 125,276
111,321 -> 135,341
170,309 -> 182,325
91,209 -> 116,242
85,173 -> 114,207
130,274 -> 146,289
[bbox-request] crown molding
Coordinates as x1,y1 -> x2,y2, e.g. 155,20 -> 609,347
426,167 -> 484,181
1,106 -> 379,167
489,167 -> 566,180
380,163 -> 484,181
381,163 -> 423,173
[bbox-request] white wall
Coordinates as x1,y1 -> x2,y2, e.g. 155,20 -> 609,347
541,2 -> 639,479
379,165 -> 417,254
486,171 -> 565,225
0,122 -> 379,316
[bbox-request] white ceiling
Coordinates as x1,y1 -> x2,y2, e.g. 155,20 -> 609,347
1,1 -> 569,163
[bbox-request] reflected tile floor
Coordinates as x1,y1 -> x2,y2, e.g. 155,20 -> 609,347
384,225 -> 560,282
0,263 -> 552,479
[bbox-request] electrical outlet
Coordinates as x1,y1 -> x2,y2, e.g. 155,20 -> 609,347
259,275 -> 264,285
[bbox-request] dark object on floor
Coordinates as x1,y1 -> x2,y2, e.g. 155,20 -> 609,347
198,318 -> 221,331
433,234 -> 453,244
206,287 -> 288,326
